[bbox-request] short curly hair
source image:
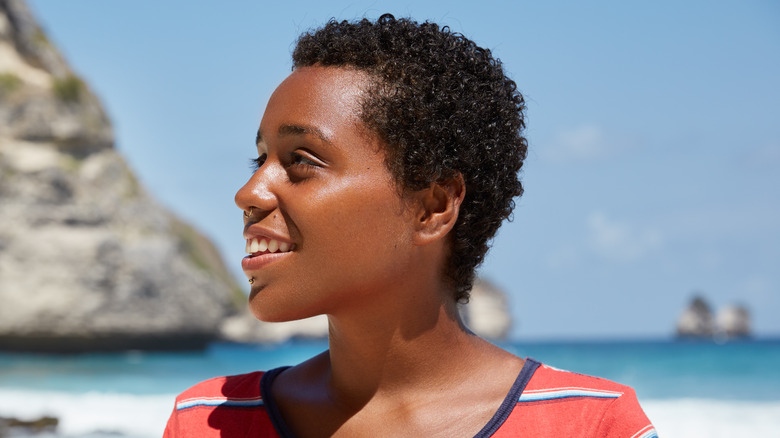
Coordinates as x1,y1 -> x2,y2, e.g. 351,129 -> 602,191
293,14 -> 527,302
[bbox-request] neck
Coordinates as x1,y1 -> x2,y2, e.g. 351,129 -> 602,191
323,282 -> 483,409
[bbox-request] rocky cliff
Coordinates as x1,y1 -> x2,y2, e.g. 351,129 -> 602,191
0,0 -> 515,350
0,0 -> 244,352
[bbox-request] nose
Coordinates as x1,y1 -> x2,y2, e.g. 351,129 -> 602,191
234,160 -> 282,217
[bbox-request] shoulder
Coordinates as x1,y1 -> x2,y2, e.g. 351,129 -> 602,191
493,360 -> 657,438
164,371 -> 280,438
175,371 -> 265,407
523,362 -> 635,397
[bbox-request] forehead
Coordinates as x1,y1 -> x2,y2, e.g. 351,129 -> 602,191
258,66 -> 371,143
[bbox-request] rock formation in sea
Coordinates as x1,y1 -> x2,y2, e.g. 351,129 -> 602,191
716,304 -> 751,339
0,0 -> 244,352
676,295 -> 752,339
220,313 -> 330,344
676,295 -> 715,338
460,278 -> 512,339
220,277 -> 514,343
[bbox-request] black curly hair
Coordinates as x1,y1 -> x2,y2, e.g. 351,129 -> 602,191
292,14 -> 527,302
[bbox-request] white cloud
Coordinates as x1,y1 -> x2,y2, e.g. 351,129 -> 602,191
586,211 -> 663,262
737,275 -> 774,305
545,245 -> 580,269
740,142 -> 780,170
544,124 -> 607,161
542,124 -> 639,162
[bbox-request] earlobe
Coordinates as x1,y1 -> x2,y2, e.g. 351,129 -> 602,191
413,174 -> 465,246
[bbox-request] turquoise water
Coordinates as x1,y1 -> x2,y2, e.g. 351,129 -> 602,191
1,338 -> 778,400
504,338 -> 780,401
0,340 -> 324,395
1,338 -> 779,437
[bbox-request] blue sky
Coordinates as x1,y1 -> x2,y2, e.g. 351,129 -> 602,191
27,0 -> 780,339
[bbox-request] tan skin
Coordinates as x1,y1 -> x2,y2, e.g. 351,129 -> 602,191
235,66 -> 524,437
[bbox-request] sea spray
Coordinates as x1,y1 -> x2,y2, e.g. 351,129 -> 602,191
643,399 -> 780,438
0,389 -> 174,438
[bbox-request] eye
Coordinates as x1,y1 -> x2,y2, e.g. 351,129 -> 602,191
287,151 -> 324,183
249,153 -> 267,171
290,151 -> 320,167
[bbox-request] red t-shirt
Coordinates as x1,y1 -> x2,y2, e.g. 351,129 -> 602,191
164,358 -> 657,437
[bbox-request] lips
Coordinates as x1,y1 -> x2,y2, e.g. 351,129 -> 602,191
241,231 -> 295,276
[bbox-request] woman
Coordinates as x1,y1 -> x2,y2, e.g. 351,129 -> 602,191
165,15 -> 656,437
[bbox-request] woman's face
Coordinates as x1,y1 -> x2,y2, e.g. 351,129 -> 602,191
235,66 -> 420,322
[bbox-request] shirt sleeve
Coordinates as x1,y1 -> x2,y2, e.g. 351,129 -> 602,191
595,387 -> 657,437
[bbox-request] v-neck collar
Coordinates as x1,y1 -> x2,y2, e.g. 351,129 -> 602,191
259,358 -> 541,438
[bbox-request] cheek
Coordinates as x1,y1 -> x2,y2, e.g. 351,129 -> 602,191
303,183 -> 412,257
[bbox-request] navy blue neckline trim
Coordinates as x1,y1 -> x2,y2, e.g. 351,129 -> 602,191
472,357 -> 541,438
260,366 -> 294,438
260,358 -> 541,438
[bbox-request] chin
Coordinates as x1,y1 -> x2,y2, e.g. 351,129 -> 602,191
248,288 -> 324,323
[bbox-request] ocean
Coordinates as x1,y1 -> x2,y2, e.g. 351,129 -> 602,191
1,338 -> 778,437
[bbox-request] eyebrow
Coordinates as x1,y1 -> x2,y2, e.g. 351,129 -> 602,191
256,124 -> 332,146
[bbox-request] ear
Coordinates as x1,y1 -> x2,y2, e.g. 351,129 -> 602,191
412,173 -> 465,246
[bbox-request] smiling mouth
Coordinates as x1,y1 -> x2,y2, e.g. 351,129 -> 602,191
245,237 -> 295,255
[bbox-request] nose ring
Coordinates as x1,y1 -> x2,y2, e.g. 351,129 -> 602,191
244,208 -> 253,219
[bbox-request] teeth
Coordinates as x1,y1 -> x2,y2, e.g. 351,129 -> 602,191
245,237 -> 293,254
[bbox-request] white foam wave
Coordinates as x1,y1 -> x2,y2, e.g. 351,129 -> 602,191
0,389 -> 174,437
2,389 -> 779,438
643,398 -> 780,438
